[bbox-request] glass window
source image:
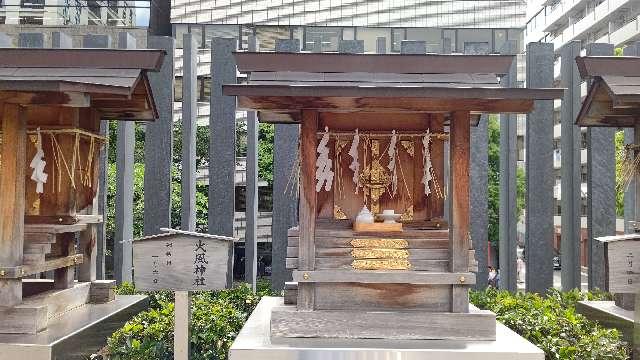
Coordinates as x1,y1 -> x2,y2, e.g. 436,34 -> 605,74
203,24 -> 239,49
391,28 -> 405,52
356,27 -> 390,53
174,24 -> 188,48
189,25 -> 203,48
304,27 -> 341,52
256,26 -> 290,51
174,77 -> 183,102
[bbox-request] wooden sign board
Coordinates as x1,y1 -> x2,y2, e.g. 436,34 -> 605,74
133,229 -> 235,291
597,234 -> 640,293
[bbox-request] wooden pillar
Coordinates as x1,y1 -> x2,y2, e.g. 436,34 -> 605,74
450,110 -> 470,313
77,109 -> 101,282
181,32 -> 197,232
0,103 -> 26,307
429,114 -> 445,219
297,110 -> 318,311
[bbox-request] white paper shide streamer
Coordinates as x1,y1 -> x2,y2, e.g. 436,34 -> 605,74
421,130 -> 433,196
387,130 -> 398,197
30,128 -> 48,194
348,129 -> 360,192
315,126 -> 334,192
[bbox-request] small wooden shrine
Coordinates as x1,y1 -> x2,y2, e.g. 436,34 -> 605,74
0,48 -> 163,334
225,52 -> 563,340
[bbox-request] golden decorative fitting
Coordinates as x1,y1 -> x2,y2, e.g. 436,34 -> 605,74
73,257 -> 77,264
333,205 -> 348,220
303,273 -> 310,280
350,238 -> 408,249
352,259 -> 411,270
0,270 -> 5,276
400,205 -> 414,222
459,276 -> 466,283
351,248 -> 409,260
21,269 -> 26,276
400,140 -> 415,157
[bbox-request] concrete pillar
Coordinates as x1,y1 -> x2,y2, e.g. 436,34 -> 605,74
181,33 -> 197,232
623,42 -> 640,232
0,33 -> 12,47
18,33 -> 43,48
376,37 -> 386,54
586,43 -> 615,291
52,32 -> 72,48
401,40 -> 426,54
525,42 -> 555,293
107,33 -> 135,284
245,36 -> 259,292
498,40 -> 518,292
271,39 -> 301,292
338,40 -> 364,54
209,37 -> 236,243
144,36 -> 175,236
560,40 -> 582,291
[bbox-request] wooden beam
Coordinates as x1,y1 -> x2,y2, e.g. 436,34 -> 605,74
0,91 -> 89,107
450,110 -> 471,313
292,270 -> 474,285
297,110 -> 318,311
238,96 -> 535,114
0,103 -> 27,307
0,254 -> 83,279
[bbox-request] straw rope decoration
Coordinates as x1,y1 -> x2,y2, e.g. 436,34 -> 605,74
619,144 -> 640,193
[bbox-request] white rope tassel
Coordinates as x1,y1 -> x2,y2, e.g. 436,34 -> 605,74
387,130 -> 398,196
315,126 -> 334,192
421,130 -> 433,196
29,128 -> 48,194
348,128 -> 360,192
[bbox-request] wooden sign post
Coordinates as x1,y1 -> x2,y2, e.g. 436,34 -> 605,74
133,228 -> 235,360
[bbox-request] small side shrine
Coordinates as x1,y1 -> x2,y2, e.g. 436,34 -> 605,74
224,52 -> 563,341
574,55 -> 640,349
0,48 -> 163,335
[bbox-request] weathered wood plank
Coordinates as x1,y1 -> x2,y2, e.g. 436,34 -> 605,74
19,281 -> 91,320
0,103 -> 26,307
314,282 -> 452,311
54,233 -> 76,289
450,111 -> 471,273
286,257 -> 449,271
292,270 -> 474,285
271,306 -> 495,340
90,279 -> 115,303
429,114 -> 445,219
288,236 -> 449,249
297,110 -> 318,311
287,247 -> 450,259
288,223 -> 450,239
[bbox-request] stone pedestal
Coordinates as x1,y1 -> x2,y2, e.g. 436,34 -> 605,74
229,297 -> 544,360
576,300 -> 634,344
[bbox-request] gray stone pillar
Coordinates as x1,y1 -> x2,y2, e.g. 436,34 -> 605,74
271,39 -> 301,292
499,40 -> 518,292
623,42 -> 640,232
209,37 -> 236,241
111,33 -> 136,284
18,33 -> 43,48
560,40 -> 582,291
338,40 -> 364,54
401,40 -> 426,54
245,36 -> 258,291
144,36 -> 175,236
376,37 -> 386,54
464,45 -> 489,290
52,32 -> 72,48
181,33 -> 197,232
525,42 -> 555,293
586,43 -> 615,291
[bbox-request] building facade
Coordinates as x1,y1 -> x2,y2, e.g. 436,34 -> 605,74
0,0 -> 135,26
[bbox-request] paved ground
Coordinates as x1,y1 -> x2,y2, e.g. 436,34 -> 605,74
516,269 -> 589,291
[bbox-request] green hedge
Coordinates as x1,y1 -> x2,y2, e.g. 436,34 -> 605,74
105,281 -> 275,360
106,283 -> 628,360
470,288 -> 628,360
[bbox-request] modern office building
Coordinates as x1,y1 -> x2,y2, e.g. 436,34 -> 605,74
0,0 -> 136,26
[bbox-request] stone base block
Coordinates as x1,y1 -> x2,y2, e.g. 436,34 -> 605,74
230,297 -> 544,360
576,300 -> 634,343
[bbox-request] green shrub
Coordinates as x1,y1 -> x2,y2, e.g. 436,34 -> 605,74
471,288 -> 627,360
105,282 -> 276,360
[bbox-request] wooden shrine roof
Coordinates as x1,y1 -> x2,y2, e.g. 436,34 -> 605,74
224,52 -> 565,123
0,48 -> 165,121
576,56 -> 640,127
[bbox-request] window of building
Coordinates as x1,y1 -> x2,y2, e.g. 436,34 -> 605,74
304,27 -> 341,52
20,0 -> 43,9
391,28 -> 405,52
19,16 -> 43,24
356,27 -> 390,53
